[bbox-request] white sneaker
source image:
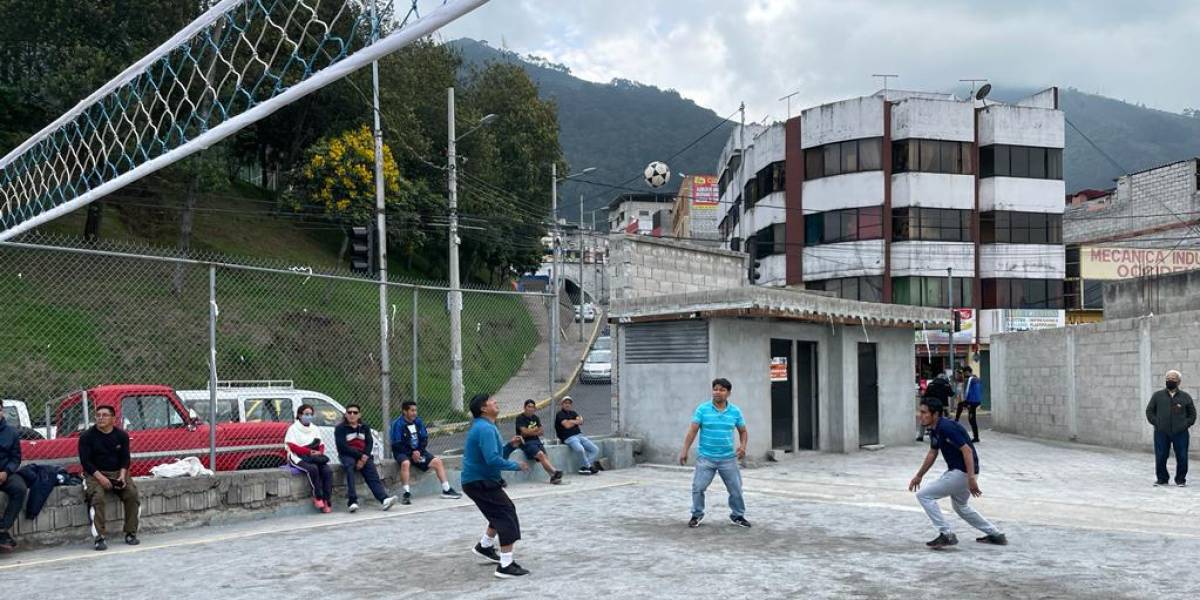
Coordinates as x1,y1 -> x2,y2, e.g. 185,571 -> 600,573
348,502 -> 359,513
381,496 -> 397,511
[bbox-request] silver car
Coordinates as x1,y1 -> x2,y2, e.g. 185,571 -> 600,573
580,349 -> 612,383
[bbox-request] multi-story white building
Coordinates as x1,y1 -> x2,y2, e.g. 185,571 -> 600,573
715,87 -> 1066,379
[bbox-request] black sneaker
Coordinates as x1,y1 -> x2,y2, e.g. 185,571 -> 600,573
578,466 -> 594,475
687,515 -> 703,528
0,532 -> 15,552
124,533 -> 140,546
730,516 -> 752,528
94,537 -> 108,551
402,491 -> 412,505
549,470 -> 563,484
442,487 -> 462,499
499,478 -> 508,488
976,533 -> 1008,545
472,543 -> 501,564
589,464 -> 600,474
925,533 -> 958,548
494,562 -> 531,579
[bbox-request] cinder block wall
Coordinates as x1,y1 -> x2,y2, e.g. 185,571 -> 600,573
993,309 -> 1200,452
608,234 -> 746,302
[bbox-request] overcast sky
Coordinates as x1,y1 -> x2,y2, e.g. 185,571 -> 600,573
440,0 -> 1200,121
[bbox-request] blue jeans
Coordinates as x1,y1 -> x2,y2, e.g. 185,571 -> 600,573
564,434 -> 600,467
340,455 -> 388,504
1154,431 -> 1189,484
691,456 -> 745,519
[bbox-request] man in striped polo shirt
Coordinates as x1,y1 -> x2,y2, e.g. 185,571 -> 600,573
679,378 -> 750,528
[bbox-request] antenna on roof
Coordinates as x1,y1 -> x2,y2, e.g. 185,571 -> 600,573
975,82 -> 993,112
959,78 -> 988,99
872,74 -> 899,99
778,90 -> 800,119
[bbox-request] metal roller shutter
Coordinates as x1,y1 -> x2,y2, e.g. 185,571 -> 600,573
624,321 -> 708,364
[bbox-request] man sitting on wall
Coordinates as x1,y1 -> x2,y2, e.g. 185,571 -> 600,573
555,396 -> 602,475
390,401 -> 461,504
79,405 -> 141,551
515,400 -> 563,484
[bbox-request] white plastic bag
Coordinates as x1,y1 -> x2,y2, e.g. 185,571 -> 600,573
150,456 -> 214,478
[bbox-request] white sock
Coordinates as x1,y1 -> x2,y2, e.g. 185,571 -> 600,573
500,551 -> 513,567
441,481 -> 451,492
403,484 -> 411,493
480,534 -> 495,548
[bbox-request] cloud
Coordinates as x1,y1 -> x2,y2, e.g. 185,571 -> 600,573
440,0 -> 1200,120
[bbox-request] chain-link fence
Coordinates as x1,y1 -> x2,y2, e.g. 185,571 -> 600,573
0,236 -> 559,474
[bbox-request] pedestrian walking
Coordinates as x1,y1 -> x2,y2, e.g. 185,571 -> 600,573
462,393 -> 531,579
955,366 -> 983,442
679,378 -> 750,529
908,397 -> 1007,549
1146,369 -> 1196,487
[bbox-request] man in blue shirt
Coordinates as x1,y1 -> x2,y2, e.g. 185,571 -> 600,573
679,378 -> 750,528
462,393 -> 531,579
389,400 -> 461,504
955,366 -> 983,442
909,397 -> 1007,549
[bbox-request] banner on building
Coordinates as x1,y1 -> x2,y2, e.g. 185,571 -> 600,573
976,308 -> 1066,343
687,175 -> 720,237
1079,245 -> 1200,279
769,357 -> 788,382
914,308 -> 974,346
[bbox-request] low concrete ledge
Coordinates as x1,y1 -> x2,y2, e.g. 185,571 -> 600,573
1,437 -> 639,548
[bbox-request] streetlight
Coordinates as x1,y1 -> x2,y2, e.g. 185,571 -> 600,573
448,90 -> 499,413
549,164 -> 597,392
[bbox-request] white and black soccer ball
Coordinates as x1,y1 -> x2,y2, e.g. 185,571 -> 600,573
644,161 -> 670,188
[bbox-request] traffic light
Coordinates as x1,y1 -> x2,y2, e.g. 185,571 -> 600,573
749,258 -> 762,283
952,311 -> 962,332
349,225 -> 377,275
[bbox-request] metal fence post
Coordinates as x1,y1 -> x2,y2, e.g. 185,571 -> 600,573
547,297 -> 554,396
411,286 -> 419,408
208,265 -> 218,471
44,402 -> 53,439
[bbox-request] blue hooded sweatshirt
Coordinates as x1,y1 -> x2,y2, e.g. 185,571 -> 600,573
461,417 -> 520,484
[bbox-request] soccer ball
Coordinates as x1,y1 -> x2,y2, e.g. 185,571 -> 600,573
644,161 -> 670,188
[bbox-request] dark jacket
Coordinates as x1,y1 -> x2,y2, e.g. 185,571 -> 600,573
78,426 -> 131,475
923,376 -> 955,404
333,422 -> 373,461
0,417 -> 20,476
16,464 -> 70,519
389,416 -> 429,458
1146,388 -> 1197,435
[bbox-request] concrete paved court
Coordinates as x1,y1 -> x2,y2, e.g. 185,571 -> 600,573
4,431 -> 1200,599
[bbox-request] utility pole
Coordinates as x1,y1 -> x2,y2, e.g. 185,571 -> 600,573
447,87 -> 464,412
550,163 -> 560,395
737,101 -> 746,254
947,267 -> 955,380
369,0 -> 392,451
579,193 -> 585,342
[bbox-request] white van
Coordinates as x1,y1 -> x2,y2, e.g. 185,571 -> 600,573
177,381 -> 385,463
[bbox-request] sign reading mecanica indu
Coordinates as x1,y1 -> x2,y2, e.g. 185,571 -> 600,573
1080,246 -> 1200,279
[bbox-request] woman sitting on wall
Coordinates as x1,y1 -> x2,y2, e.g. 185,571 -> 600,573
285,403 -> 334,513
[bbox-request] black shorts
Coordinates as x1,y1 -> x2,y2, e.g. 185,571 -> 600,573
518,439 -> 544,460
399,449 -> 436,472
462,480 -> 521,545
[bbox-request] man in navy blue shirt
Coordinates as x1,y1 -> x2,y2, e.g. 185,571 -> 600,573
908,397 -> 1007,549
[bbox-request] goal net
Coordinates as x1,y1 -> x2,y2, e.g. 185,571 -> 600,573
0,0 -> 487,241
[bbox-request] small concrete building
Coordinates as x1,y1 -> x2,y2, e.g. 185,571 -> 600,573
611,287 -> 949,462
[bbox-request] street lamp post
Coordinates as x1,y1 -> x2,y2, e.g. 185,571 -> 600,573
446,86 -> 497,412
550,166 -> 596,392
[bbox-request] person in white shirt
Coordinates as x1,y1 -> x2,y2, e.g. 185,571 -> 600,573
285,404 -> 334,513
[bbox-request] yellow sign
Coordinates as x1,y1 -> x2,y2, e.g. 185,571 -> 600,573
1080,246 -> 1200,279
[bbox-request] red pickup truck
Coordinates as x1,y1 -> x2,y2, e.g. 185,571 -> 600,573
20,384 -> 291,476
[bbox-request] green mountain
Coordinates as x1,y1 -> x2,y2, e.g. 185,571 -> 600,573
450,39 -> 734,223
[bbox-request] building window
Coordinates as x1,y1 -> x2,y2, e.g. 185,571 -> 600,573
979,144 -> 1063,180
893,276 -> 973,308
892,207 -> 972,242
804,138 -> 884,180
892,139 -> 974,175
805,206 -> 884,246
808,276 -> 883,302
753,223 -> 786,259
980,211 -> 1062,244
981,278 -> 1064,309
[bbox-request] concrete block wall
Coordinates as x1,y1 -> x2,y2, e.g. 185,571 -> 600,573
1065,159 -> 1199,244
993,308 -> 1200,452
1105,269 -> 1200,319
1,439 -> 639,547
608,234 -> 746,302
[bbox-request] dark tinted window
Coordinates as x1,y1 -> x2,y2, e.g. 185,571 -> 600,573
807,207 -> 886,245
859,138 -> 882,170
891,208 -> 972,242
824,143 -> 842,177
805,138 -> 884,180
980,145 -> 1063,180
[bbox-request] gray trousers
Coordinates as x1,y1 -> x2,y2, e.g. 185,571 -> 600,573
916,470 -> 1000,536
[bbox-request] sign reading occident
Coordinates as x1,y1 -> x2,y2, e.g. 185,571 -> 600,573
1079,245 -> 1200,279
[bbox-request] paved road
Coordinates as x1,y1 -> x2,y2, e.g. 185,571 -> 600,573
5,430 -> 1199,598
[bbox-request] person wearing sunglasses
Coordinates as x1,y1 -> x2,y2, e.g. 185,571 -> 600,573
335,404 -> 397,512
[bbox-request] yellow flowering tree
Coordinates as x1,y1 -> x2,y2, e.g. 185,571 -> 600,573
296,125 -> 406,225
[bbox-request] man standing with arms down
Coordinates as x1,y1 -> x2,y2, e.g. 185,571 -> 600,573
909,397 -> 1007,549
462,393 -> 531,579
1146,369 -> 1196,487
679,378 -> 750,528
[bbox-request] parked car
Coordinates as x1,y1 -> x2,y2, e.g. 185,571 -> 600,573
2,399 -> 43,440
592,336 -> 612,352
574,303 -> 596,323
177,380 -> 385,463
580,349 -> 612,383
20,385 -> 291,476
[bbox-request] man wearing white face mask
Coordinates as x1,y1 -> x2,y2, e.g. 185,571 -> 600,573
1146,369 -> 1197,487
286,403 -> 334,512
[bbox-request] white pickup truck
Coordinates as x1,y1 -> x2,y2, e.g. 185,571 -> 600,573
176,381 -> 385,463
2,399 -> 49,439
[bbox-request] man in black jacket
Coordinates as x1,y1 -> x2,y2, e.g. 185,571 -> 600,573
79,405 -> 140,550
917,373 -> 955,442
1146,369 -> 1197,487
0,408 -> 25,551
